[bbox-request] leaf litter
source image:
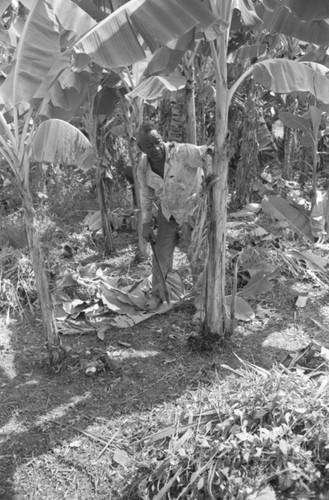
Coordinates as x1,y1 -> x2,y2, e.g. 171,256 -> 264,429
5,181 -> 329,498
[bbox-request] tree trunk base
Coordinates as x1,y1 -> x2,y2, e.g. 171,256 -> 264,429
46,343 -> 67,372
187,328 -> 222,351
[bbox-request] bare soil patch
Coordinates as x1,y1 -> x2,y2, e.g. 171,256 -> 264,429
1,230 -> 329,499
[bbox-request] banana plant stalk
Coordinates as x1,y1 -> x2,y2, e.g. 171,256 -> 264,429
84,100 -> 115,255
119,95 -> 148,259
0,108 -> 62,366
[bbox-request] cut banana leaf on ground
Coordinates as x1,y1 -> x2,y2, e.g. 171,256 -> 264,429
239,271 -> 275,299
110,302 -> 174,328
261,195 -> 314,242
225,296 -> 255,322
54,266 -> 186,328
244,262 -> 278,277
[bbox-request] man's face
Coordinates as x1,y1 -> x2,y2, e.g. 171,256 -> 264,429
138,130 -> 165,162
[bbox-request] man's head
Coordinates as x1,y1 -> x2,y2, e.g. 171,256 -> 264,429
137,122 -> 165,162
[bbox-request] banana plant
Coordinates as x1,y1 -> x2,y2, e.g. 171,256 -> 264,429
0,110 -> 95,364
0,0 -> 216,365
5,0 -> 329,355
0,0 -> 98,366
279,106 -> 328,194
70,0 -> 329,341
204,0 -> 329,339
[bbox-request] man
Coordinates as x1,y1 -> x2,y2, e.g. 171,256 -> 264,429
136,121 -> 212,321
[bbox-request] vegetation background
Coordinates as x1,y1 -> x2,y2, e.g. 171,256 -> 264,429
1,0 -> 329,498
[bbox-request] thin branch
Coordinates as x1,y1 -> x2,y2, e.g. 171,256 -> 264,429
49,419 -> 108,445
94,430 -> 119,463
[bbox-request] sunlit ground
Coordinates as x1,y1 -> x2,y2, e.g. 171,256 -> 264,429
0,319 -> 17,380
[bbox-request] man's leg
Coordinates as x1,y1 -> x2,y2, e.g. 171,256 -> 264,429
150,209 -> 178,306
179,222 -> 207,323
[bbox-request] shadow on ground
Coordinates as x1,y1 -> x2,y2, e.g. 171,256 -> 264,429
0,277 -> 328,499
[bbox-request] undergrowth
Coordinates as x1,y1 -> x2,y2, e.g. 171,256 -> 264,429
0,246 -> 36,316
122,362 -> 329,499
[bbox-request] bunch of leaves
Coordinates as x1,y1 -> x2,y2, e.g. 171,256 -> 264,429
0,246 -> 37,316
0,211 -> 27,250
125,363 -> 329,499
30,163 -> 97,225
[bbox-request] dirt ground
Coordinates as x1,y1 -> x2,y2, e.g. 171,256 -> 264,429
1,229 -> 329,499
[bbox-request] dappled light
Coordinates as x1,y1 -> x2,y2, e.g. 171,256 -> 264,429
107,348 -> 160,360
35,393 -> 92,427
0,320 -> 17,380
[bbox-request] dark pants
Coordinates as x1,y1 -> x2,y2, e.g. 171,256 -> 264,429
152,208 -> 206,316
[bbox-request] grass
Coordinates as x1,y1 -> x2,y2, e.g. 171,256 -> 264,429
120,361 -> 329,499
9,361 -> 329,499
0,246 -> 37,316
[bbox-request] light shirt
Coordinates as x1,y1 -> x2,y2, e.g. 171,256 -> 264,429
137,142 -> 211,225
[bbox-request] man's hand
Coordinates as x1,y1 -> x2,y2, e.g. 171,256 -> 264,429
142,222 -> 155,243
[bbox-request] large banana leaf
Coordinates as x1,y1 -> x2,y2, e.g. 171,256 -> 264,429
73,0 -> 217,70
285,0 -> 329,21
227,44 -> 267,65
252,59 -> 329,106
145,29 -> 195,77
261,195 -> 314,242
31,119 -> 96,169
37,67 -> 98,120
256,4 -> 329,45
0,0 -> 10,17
127,74 -> 186,101
1,0 -> 96,106
279,112 -> 312,135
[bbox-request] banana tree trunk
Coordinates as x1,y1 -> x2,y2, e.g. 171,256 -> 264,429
203,38 -> 229,338
96,163 -> 115,255
95,126 -> 114,255
234,82 -> 259,206
183,55 -> 197,145
120,96 -> 148,258
198,99 -> 206,145
283,96 -> 298,179
168,91 -> 184,142
20,174 -> 62,366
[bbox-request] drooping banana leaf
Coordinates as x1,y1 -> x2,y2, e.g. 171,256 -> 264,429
253,60 -> 329,106
31,119 -> 95,169
225,296 -> 255,322
227,44 -> 267,65
279,112 -> 312,135
36,67 -> 98,120
73,0 -> 217,70
285,0 -> 329,21
145,29 -> 195,77
0,0 -> 96,106
256,4 -> 329,45
127,74 -> 186,101
261,195 -> 314,242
